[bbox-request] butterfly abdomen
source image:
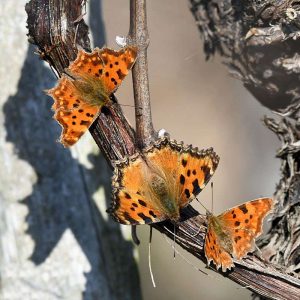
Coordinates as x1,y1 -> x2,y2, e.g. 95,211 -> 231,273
208,216 -> 233,253
148,174 -> 179,221
72,74 -> 110,107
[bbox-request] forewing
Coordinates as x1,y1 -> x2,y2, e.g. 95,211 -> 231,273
68,49 -> 104,80
98,46 -> 137,93
177,146 -> 219,207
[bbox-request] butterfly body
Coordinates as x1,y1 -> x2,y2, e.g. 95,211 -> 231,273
204,198 -> 273,272
109,138 -> 219,225
142,169 -> 180,222
207,214 -> 234,254
70,72 -> 110,107
47,46 -> 137,146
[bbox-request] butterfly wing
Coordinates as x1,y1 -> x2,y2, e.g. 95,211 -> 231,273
69,46 -> 137,94
47,46 -> 137,146
204,222 -> 234,272
110,138 -> 219,225
98,47 -> 137,93
142,139 -> 219,216
176,146 -> 219,208
218,198 -> 273,259
47,76 -> 99,146
109,154 -> 169,225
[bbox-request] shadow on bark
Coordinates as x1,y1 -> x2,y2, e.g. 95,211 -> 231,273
3,0 -> 142,296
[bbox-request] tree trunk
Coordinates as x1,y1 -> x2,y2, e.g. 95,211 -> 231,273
0,1 -> 142,299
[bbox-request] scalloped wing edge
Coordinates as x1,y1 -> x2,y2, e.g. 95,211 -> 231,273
108,137 -> 220,219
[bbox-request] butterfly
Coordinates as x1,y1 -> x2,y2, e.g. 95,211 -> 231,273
204,197 -> 273,272
108,137 -> 220,224
47,46 -> 137,146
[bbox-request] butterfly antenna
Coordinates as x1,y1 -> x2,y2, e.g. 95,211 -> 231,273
195,197 -> 210,215
173,224 -> 176,259
148,226 -> 156,288
131,225 -> 140,245
211,182 -> 214,214
118,103 -> 136,108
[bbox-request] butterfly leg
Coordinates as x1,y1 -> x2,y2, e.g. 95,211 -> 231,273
131,225 -> 140,245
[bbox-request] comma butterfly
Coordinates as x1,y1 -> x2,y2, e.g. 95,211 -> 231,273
204,197 -> 273,272
108,137 -> 219,224
47,46 -> 137,146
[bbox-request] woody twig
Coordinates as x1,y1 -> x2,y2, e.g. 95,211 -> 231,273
25,0 -> 300,299
128,0 -> 156,148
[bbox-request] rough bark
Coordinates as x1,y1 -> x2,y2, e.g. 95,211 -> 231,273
24,0 -> 300,299
0,0 -> 141,299
188,0 -> 300,295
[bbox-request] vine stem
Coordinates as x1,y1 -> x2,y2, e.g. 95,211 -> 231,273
128,0 -> 156,148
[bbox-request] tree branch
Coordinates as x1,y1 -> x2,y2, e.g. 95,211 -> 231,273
26,0 -> 300,299
128,0 -> 156,148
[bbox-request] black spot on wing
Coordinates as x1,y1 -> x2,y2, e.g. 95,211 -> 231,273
117,69 -> 126,80
201,165 -> 211,183
235,221 -> 241,227
124,192 -> 131,199
181,159 -> 187,167
184,189 -> 190,199
180,174 -> 185,185
138,199 -> 147,207
80,120 -> 90,126
234,236 -> 242,243
137,213 -> 153,224
192,179 -> 201,195
239,204 -> 249,214
123,212 -> 138,224
149,210 -> 157,218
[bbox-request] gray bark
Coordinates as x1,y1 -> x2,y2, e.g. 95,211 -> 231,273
0,1 -> 141,299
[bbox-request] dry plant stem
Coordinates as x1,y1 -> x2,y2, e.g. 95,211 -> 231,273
25,0 -> 300,299
188,0 -> 300,284
129,0 -> 156,148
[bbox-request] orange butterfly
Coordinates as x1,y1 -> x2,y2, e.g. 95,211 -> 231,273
47,46 -> 137,146
204,198 -> 273,272
108,137 -> 219,224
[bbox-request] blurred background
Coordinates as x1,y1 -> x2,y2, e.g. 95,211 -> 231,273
0,0 -> 280,299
